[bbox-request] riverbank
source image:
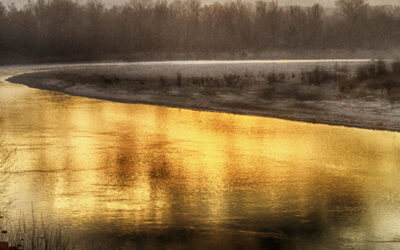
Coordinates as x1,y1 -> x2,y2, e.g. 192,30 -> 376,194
6,60 -> 400,132
1,49 -> 400,66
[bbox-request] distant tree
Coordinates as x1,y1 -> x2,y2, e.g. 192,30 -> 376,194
183,0 -> 201,53
232,0 -> 252,51
0,0 -> 399,62
305,4 -> 324,48
255,1 -> 267,49
335,0 -> 369,47
254,1 -> 282,50
84,0 -> 105,56
265,0 -> 281,48
367,6 -> 399,49
153,0 -> 169,51
335,0 -> 368,23
283,6 -> 307,48
0,2 -> 7,54
129,0 -> 154,52
27,0 -> 46,55
7,4 -> 37,54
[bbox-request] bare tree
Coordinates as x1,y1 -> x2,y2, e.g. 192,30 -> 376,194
336,0 -> 369,23
335,0 -> 369,47
306,4 -> 324,48
1,0 -> 400,61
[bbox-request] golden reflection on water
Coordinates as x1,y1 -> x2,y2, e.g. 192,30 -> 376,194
2,77 -> 400,248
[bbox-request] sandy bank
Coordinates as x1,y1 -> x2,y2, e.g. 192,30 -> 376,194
6,61 -> 400,132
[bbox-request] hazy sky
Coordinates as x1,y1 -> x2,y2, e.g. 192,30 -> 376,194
1,0 -> 399,9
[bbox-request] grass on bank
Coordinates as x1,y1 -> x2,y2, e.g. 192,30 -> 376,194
174,59 -> 400,101
1,212 -> 72,250
24,59 -> 400,104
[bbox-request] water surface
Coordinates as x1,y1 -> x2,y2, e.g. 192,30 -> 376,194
1,63 -> 400,249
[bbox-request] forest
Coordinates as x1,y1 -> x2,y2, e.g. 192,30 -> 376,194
0,0 -> 399,63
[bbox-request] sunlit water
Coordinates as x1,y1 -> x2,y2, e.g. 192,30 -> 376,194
1,62 -> 400,249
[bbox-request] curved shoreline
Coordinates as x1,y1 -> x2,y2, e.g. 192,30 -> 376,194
6,66 -> 400,133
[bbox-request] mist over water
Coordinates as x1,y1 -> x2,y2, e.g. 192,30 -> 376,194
2,64 -> 400,249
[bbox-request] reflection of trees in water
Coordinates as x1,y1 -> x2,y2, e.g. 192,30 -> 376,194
216,126 -> 369,248
149,154 -> 171,179
3,92 -> 396,249
147,107 -> 183,224
148,106 -> 172,180
113,105 -> 368,249
219,169 -> 366,248
97,132 -> 141,193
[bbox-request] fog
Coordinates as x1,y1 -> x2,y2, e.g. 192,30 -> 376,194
1,0 -> 399,12
1,0 -> 400,64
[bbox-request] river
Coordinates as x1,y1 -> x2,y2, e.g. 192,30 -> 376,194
1,62 -> 400,249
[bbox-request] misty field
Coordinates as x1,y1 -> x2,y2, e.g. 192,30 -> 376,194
7,60 -> 400,131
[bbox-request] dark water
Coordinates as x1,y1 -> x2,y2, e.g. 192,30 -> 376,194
1,63 -> 400,249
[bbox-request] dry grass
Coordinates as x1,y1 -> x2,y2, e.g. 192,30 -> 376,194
1,211 -> 72,250
11,60 -> 400,106
301,66 -> 347,86
33,60 -> 400,103
0,141 -> 72,250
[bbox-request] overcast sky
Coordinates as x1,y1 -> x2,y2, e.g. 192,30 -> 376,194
1,0 -> 399,9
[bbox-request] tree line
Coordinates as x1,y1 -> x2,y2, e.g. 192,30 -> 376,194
0,0 -> 399,62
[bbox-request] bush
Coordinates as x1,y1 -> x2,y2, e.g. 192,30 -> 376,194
265,72 -> 285,84
267,72 -> 278,84
375,60 -> 388,76
392,61 -> 400,75
334,63 -> 349,73
260,86 -> 276,99
357,60 -> 388,81
357,63 -> 376,81
301,67 -> 342,86
382,78 -> 400,95
176,72 -> 182,87
159,76 -> 167,87
223,74 -> 241,87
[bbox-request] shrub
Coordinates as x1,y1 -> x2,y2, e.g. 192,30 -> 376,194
382,78 -> 400,95
159,76 -> 167,87
266,72 -> 285,84
267,72 -> 278,84
375,60 -> 388,76
334,63 -> 349,73
176,72 -> 182,87
260,86 -> 276,99
301,67 -> 341,86
278,73 -> 286,82
223,74 -> 241,87
357,60 -> 388,81
357,63 -> 377,81
392,60 -> 400,75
